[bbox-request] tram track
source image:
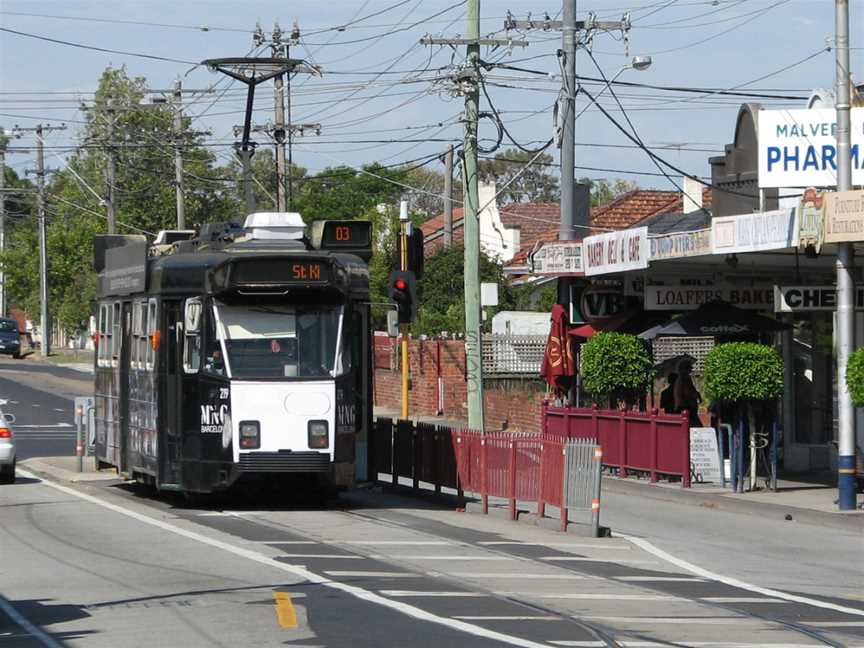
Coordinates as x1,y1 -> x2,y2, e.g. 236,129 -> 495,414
177,502 -> 859,648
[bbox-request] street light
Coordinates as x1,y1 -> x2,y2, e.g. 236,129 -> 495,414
575,55 -> 652,122
629,55 -> 652,72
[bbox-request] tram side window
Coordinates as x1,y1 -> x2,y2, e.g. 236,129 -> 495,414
183,298 -> 202,374
111,302 -> 121,367
97,304 -> 110,368
131,301 -> 144,370
146,299 -> 158,371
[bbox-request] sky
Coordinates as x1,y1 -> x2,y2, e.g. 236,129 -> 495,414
1,0 -> 862,203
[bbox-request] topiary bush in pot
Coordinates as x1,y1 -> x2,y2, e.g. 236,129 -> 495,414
581,332 -> 654,408
846,346 -> 864,407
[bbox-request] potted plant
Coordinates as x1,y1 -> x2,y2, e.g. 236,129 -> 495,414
846,347 -> 864,407
581,332 -> 654,409
704,342 -> 783,492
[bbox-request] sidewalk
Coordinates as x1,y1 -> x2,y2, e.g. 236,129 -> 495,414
371,407 -> 863,532
20,455 -> 120,483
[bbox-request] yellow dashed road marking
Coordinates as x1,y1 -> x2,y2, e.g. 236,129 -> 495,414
272,591 -> 298,628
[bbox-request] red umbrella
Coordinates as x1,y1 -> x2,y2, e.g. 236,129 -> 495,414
540,304 -> 575,389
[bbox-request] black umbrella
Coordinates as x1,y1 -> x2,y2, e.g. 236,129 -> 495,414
639,300 -> 789,340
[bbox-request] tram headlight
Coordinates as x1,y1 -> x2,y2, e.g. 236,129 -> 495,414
308,420 -> 329,449
239,421 -> 260,449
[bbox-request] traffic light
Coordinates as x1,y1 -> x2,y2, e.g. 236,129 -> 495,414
387,270 -> 417,324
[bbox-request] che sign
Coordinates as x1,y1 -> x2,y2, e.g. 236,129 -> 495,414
757,108 -> 864,188
774,285 -> 864,312
582,227 -> 649,276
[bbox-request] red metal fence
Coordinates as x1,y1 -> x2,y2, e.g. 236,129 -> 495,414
543,405 -> 691,488
451,430 -> 601,532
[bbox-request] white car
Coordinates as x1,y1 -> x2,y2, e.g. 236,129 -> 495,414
0,405 -> 16,484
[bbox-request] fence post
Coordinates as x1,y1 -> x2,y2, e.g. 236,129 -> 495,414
412,423 -> 420,492
681,412 -> 691,488
537,441 -> 546,519
618,410 -> 628,479
509,441 -> 517,521
392,421 -> 399,487
480,436 -> 488,515
591,405 -> 599,440
559,444 -> 569,533
649,409 -> 658,483
433,428 -> 442,496
591,446 -> 603,538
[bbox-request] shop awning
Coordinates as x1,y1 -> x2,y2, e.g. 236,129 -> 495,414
639,300 -> 790,339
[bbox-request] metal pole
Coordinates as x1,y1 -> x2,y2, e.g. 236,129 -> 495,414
173,80 -> 186,229
238,148 -> 256,214
443,145 -> 453,249
36,124 -> 50,358
834,0 -> 857,511
0,148 -> 5,318
76,404 -> 83,473
463,0 -> 485,431
591,445 -> 603,537
400,200 -> 410,419
273,39 -> 288,212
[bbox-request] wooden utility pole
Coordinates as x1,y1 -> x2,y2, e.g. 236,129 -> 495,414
173,80 -> 186,229
443,145 -> 453,249
420,4 -> 526,431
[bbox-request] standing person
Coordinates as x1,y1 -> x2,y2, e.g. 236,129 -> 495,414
674,359 -> 702,426
660,373 -> 677,414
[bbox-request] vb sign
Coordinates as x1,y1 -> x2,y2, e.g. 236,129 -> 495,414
580,285 -> 627,322
582,227 -> 649,276
758,108 -> 864,188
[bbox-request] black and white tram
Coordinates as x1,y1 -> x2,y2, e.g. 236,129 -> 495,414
92,213 -> 373,494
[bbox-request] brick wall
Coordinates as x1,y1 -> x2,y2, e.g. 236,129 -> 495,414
373,336 -> 546,433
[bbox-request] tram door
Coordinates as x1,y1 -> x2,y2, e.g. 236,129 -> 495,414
118,301 -> 133,474
159,301 -> 184,487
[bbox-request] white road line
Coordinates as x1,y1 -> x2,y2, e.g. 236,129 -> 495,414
342,541 -> 452,546
325,571 -> 416,578
20,469 -> 553,648
477,542 -> 630,550
616,576 -> 705,582
619,532 -> 864,617
551,642 -> 861,648
807,621 -> 864,627
455,573 -> 586,580
581,617 -> 746,625
381,591 -> 488,598
277,554 -> 364,559
0,596 -> 64,648
248,540 -> 317,545
454,616 -> 562,621
497,593 -> 680,602
15,424 -> 73,428
701,597 -> 788,603
373,555 -> 512,561
539,556 -> 656,564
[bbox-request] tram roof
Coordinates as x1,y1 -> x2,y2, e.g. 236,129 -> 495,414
98,238 -> 369,299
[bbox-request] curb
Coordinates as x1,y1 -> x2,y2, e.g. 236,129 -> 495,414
20,457 -> 120,484
602,477 -> 863,533
463,501 -> 611,537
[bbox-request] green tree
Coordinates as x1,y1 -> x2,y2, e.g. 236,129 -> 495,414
591,179 -> 639,207
291,163 -> 407,223
414,243 -> 514,336
2,66 -> 241,339
581,332 -> 654,408
478,148 -> 558,204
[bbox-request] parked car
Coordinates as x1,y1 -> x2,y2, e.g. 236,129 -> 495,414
0,405 -> 16,484
0,317 -> 22,358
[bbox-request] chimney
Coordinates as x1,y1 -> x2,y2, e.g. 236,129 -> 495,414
682,176 -> 703,213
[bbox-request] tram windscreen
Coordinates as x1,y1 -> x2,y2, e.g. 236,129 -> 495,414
215,303 -> 347,379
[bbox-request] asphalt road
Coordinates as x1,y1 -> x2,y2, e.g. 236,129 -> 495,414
0,357 -> 88,459
1,359 -> 863,647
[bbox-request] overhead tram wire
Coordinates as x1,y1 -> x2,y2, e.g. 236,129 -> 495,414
0,27 -> 196,64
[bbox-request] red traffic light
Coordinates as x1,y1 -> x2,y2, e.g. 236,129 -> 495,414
394,278 -> 408,291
